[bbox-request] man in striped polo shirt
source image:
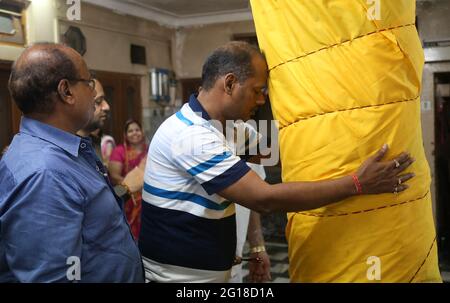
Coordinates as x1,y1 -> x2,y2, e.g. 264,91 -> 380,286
139,41 -> 415,282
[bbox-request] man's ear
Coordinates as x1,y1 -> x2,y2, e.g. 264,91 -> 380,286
57,79 -> 75,105
223,73 -> 237,95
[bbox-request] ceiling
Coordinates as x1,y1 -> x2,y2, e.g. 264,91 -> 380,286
84,0 -> 252,28
128,0 -> 250,17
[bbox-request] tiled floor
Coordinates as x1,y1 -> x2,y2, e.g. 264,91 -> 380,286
242,240 -> 290,283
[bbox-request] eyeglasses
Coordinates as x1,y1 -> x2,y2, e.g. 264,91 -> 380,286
68,78 -> 96,91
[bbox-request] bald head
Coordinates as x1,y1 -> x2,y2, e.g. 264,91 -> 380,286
8,43 -> 83,114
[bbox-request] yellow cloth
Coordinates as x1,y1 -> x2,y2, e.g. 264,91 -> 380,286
251,0 -> 441,282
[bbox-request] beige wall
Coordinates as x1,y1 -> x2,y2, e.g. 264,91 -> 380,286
0,45 -> 26,62
56,1 -> 174,109
173,21 -> 256,79
56,1 -> 173,73
55,0 -> 175,135
417,1 -> 450,43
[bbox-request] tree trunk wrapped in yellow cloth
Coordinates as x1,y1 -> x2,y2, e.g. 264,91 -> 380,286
250,0 -> 441,282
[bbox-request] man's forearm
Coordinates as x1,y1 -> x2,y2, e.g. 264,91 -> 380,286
261,175 -> 356,213
220,170 -> 357,214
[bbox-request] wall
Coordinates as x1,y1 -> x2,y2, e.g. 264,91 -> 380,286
56,1 -> 173,75
173,20 -> 256,79
54,0 -> 175,137
417,0 -> 450,43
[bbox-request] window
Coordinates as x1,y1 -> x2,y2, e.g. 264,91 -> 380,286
0,13 -> 15,35
0,0 -> 27,46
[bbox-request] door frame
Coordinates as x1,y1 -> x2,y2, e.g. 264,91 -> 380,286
0,61 -> 21,151
433,71 -> 450,271
93,70 -> 142,145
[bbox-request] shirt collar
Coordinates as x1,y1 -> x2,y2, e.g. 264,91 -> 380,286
188,94 -> 211,121
20,116 -> 82,157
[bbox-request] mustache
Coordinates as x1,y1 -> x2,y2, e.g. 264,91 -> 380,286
99,111 -> 110,118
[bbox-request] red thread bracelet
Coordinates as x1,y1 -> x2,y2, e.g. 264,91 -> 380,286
352,174 -> 363,194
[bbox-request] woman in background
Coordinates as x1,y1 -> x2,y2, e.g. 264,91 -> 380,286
109,119 -> 148,240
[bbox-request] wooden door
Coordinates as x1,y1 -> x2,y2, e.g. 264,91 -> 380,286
94,71 -> 142,145
0,62 -> 21,153
180,78 -> 201,103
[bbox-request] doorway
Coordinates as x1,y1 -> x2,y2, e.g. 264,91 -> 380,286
434,72 -> 450,271
180,78 -> 201,102
94,71 -> 142,145
0,61 -> 20,155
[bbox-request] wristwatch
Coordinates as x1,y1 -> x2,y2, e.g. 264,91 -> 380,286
114,184 -> 131,201
250,245 -> 266,254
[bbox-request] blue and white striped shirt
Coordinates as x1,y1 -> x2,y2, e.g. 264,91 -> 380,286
139,94 -> 251,282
